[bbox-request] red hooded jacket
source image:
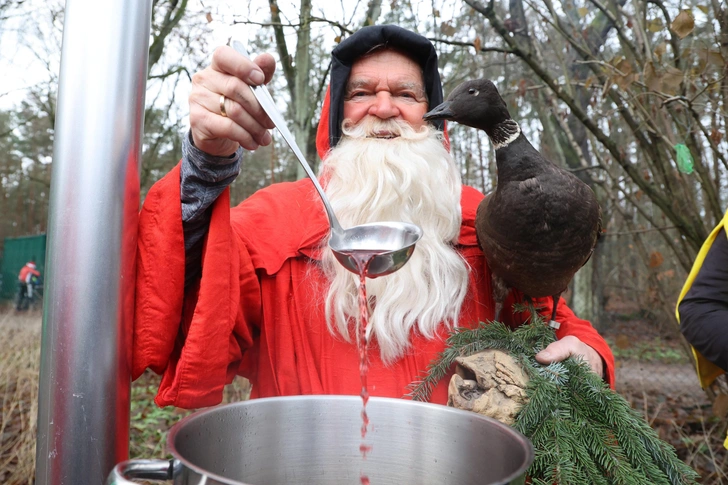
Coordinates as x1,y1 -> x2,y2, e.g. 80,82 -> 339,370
133,28 -> 614,409
18,262 -> 40,283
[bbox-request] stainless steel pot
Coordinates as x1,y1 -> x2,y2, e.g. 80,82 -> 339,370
107,395 -> 533,485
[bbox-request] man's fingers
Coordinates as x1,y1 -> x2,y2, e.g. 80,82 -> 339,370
191,86 -> 272,145
210,47 -> 275,86
210,45 -> 267,85
535,338 -> 572,364
190,103 -> 264,152
219,97 -> 273,147
188,46 -> 277,156
193,69 -> 275,131
535,336 -> 604,377
253,53 -> 276,84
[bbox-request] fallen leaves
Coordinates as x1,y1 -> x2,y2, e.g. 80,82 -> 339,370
649,251 -> 665,268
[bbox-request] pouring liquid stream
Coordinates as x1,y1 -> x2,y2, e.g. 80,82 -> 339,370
227,39 -> 425,485
340,248 -> 388,485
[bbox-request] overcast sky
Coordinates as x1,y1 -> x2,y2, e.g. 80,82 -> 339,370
0,0 -> 381,111
0,0 -> 250,110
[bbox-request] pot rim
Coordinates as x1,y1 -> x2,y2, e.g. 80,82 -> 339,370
166,395 -> 534,485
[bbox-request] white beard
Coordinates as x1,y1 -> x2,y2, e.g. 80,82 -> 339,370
319,118 -> 469,364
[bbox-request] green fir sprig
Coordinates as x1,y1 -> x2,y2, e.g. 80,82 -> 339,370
408,317 -> 700,485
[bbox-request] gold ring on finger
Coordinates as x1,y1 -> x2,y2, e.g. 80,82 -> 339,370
219,95 -> 228,118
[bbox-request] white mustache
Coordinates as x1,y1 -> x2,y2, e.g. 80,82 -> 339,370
341,117 -> 430,140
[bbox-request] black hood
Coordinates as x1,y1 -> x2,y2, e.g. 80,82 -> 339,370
327,24 -> 445,149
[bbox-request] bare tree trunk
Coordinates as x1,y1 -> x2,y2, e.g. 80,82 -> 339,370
268,0 -> 382,179
148,0 -> 189,75
713,0 -> 728,169
570,257 -> 594,319
363,0 -> 382,26
293,0 -> 312,180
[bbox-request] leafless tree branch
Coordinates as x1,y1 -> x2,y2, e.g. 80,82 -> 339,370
428,37 -> 514,54
232,16 -> 354,35
464,0 -> 705,251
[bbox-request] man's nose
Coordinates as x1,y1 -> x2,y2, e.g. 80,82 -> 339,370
368,92 -> 399,119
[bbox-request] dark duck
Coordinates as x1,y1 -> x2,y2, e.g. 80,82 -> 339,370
423,79 -> 602,323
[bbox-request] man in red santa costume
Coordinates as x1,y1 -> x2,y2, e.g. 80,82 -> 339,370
133,24 -> 614,409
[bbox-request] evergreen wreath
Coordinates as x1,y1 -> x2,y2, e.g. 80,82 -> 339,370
408,313 -> 700,485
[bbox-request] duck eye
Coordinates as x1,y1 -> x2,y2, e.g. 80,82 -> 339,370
468,88 -> 480,96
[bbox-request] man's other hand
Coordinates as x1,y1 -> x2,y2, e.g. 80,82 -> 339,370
535,335 -> 604,378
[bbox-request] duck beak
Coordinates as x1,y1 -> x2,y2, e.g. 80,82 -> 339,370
423,101 -> 454,121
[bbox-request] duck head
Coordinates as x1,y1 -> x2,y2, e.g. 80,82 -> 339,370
423,79 -> 512,132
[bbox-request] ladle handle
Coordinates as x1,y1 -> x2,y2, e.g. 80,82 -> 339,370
230,39 -> 343,235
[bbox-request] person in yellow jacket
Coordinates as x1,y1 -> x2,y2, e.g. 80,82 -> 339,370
676,210 -> 728,449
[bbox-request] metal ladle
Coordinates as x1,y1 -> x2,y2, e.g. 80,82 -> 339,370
231,40 -> 423,278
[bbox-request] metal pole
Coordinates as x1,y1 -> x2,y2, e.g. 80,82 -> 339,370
35,0 -> 152,483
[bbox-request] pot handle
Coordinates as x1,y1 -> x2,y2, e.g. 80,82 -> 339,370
105,458 -> 179,484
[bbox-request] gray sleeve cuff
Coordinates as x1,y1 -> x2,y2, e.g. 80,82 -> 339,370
181,132 -> 243,288
181,131 -> 242,223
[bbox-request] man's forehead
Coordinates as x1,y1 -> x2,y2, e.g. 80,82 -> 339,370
346,50 -> 425,89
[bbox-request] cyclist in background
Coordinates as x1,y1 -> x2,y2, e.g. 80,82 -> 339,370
16,260 -> 40,311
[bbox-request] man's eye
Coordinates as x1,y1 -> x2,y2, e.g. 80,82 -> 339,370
350,91 -> 369,98
398,92 -> 422,101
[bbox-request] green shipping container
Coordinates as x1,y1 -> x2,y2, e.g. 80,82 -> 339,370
1,234 -> 46,299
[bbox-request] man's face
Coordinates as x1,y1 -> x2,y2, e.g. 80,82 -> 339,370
343,50 -> 429,133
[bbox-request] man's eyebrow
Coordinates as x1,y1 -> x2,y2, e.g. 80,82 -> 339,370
345,78 -> 425,96
346,78 -> 375,92
396,81 -> 426,95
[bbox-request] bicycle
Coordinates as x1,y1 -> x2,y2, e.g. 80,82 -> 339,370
15,277 -> 43,311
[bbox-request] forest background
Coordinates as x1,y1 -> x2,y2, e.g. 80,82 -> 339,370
1,0 -> 727,483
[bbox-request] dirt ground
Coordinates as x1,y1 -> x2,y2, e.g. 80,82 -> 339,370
616,361 -> 703,394
598,303 -> 727,484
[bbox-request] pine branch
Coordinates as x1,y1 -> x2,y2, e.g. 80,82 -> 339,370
409,320 -> 700,484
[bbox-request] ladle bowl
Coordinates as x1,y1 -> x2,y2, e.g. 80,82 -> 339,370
232,39 -> 423,278
330,222 -> 423,278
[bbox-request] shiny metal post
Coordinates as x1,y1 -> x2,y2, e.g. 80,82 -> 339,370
35,0 -> 152,483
